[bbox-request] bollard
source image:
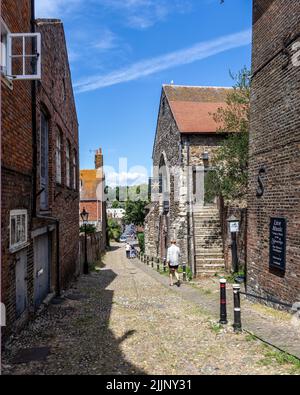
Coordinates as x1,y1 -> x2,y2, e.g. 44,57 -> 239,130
233,284 -> 242,332
147,256 -> 150,266
182,262 -> 187,282
219,278 -> 228,325
151,257 -> 154,268
156,258 -> 160,272
163,258 -> 167,272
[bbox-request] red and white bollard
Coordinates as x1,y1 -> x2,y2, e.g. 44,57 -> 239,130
219,278 -> 228,325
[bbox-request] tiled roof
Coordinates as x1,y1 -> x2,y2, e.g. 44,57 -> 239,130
163,85 -> 231,134
80,169 -> 104,201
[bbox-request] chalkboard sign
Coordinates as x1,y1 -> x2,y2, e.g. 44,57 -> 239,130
269,218 -> 286,271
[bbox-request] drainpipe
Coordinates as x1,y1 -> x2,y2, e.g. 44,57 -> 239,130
31,0 -> 37,218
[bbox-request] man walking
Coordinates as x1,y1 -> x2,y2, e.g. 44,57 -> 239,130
167,240 -> 181,287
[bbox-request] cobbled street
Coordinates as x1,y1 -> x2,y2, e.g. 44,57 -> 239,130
2,244 -> 299,375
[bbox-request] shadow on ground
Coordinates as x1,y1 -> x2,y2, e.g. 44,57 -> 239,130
3,268 -> 145,375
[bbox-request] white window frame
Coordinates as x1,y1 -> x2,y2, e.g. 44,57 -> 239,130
7,32 -> 41,80
1,19 -> 9,76
56,131 -> 62,184
9,210 -> 28,251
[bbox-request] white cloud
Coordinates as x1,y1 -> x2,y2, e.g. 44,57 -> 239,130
74,29 -> 252,93
105,171 -> 148,187
99,0 -> 191,29
92,29 -> 118,51
35,0 -> 82,18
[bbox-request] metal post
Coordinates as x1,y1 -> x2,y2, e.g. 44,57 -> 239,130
233,284 -> 242,332
219,279 -> 228,324
147,256 -> 149,266
84,223 -> 89,275
151,257 -> 154,268
157,258 -> 160,272
182,262 -> 187,282
163,257 -> 166,272
231,231 -> 239,273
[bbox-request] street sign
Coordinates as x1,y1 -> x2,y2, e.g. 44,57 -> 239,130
269,218 -> 286,271
230,221 -> 239,233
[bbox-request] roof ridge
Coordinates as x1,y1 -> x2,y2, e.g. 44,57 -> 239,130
163,84 -> 233,89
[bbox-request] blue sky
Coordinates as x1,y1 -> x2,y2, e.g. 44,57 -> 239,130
36,0 -> 252,186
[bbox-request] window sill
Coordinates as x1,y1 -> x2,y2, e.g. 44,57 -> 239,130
9,241 -> 30,254
1,74 -> 13,90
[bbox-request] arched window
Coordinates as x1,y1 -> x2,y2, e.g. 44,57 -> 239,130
66,140 -> 71,187
56,129 -> 62,184
73,150 -> 77,190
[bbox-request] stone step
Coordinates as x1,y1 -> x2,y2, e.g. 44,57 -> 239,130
194,235 -> 222,240
195,250 -> 224,256
195,221 -> 219,225
196,257 -> 224,263
197,263 -> 225,269
196,270 -> 225,277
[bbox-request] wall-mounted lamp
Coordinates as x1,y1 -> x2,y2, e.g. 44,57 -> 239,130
202,151 -> 209,161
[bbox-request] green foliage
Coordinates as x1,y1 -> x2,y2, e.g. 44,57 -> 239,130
258,349 -> 300,372
79,224 -> 96,234
107,218 -> 122,241
112,200 -> 121,209
205,67 -> 251,202
124,199 -> 148,226
137,232 -> 145,253
106,184 -> 148,203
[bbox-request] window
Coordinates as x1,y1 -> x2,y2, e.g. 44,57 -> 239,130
66,140 -> 71,188
72,150 -> 77,190
1,19 -> 41,80
56,130 -> 62,184
40,111 -> 49,210
1,21 -> 8,75
10,210 -> 28,250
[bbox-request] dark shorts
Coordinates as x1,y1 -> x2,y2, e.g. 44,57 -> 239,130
169,265 -> 179,272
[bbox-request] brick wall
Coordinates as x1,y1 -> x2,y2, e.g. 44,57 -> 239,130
1,6 -> 80,334
247,0 -> 300,305
34,19 -> 79,289
1,0 -> 34,332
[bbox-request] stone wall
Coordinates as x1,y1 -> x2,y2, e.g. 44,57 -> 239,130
247,0 -> 300,305
145,88 -> 228,272
79,232 -> 105,269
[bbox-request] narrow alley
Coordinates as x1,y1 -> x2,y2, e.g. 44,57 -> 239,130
2,244 -> 298,376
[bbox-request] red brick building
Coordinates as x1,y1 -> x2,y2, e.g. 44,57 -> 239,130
247,0 -> 300,305
80,149 -> 107,247
1,0 -> 79,333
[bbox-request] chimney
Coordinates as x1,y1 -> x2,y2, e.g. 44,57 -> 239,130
95,148 -> 103,169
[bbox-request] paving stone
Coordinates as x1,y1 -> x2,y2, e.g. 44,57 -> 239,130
2,243 -> 299,375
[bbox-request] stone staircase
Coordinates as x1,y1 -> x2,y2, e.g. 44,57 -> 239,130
193,206 -> 225,276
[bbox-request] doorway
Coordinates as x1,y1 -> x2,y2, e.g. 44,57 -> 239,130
34,233 -> 51,308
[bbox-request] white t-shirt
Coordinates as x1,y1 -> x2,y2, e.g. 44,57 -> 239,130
167,244 -> 181,266
126,244 -> 131,251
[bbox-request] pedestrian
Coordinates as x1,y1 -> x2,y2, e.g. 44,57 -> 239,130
130,244 -> 136,259
167,239 -> 181,287
125,242 -> 131,259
